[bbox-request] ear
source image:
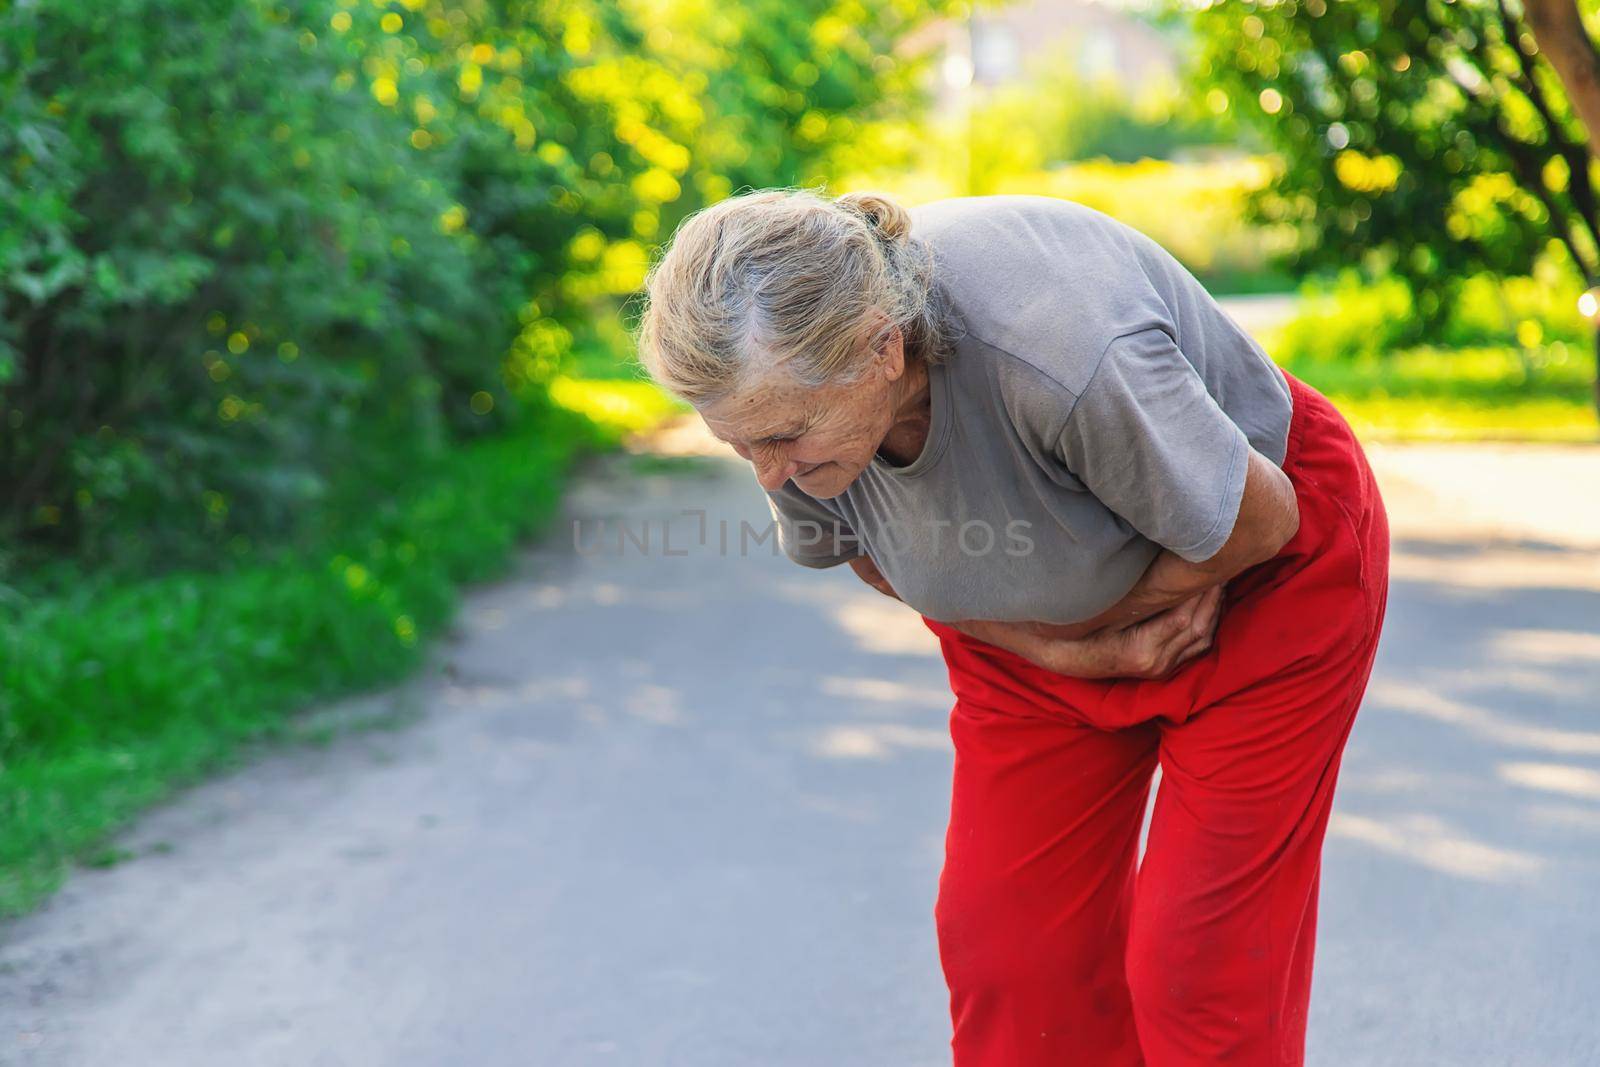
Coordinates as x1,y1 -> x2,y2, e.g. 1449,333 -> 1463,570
873,321 -> 906,382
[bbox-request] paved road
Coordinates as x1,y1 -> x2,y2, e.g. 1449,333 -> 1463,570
4,412 -> 1599,1065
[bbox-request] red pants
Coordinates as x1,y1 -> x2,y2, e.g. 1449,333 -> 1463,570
921,369 -> 1390,1066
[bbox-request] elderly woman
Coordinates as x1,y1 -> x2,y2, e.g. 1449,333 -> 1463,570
633,188 -> 1390,1067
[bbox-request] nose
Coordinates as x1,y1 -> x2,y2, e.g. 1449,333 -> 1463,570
753,451 -> 804,491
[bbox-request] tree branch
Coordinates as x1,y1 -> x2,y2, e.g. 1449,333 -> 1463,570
1524,0 -> 1600,157
1422,14 -> 1600,276
1497,0 -> 1599,228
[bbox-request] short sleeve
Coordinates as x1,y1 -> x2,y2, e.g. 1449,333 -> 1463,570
1055,328 -> 1251,563
764,481 -> 864,568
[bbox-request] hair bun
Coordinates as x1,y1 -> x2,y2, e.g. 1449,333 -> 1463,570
837,190 -> 912,245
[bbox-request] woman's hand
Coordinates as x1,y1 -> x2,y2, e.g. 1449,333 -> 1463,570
847,549 -> 1225,680
847,554 -> 901,601
949,585 -> 1226,681
1014,589 -> 1177,642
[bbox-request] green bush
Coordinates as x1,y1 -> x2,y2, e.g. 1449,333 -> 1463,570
1273,272 -> 1421,363
1443,267 -> 1587,350
1272,263 -> 1589,365
1267,265 -> 1597,441
0,0 -> 524,567
0,0 -> 954,572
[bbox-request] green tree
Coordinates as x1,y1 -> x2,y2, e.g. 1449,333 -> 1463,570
0,0 -> 955,568
1187,0 -> 1600,409
0,0 -> 501,562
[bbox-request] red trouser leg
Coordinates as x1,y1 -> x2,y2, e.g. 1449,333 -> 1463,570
1124,597 -> 1386,1064
923,369 -> 1391,1066
935,706 -> 1158,1064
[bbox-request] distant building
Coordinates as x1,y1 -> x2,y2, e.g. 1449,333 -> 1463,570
898,0 -> 1182,116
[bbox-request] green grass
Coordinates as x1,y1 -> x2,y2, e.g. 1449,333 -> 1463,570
0,376 -> 685,918
1278,344 -> 1599,443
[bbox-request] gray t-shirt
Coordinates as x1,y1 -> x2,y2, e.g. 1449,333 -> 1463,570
763,194 -> 1294,625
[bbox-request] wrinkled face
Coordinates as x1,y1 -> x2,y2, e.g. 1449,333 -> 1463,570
697,327 -> 905,499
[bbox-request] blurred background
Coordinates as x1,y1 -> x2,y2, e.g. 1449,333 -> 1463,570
3,1 -> 1599,1063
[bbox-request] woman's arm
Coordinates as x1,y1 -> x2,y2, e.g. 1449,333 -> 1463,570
1034,447 -> 1301,640
847,554 -> 899,598
848,552 -> 1226,680
953,586 -> 1226,680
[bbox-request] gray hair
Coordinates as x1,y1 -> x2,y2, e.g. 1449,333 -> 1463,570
629,185 -> 963,406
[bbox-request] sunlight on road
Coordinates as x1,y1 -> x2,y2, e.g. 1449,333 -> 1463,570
1368,681 -> 1600,756
1328,811 -> 1543,883
1497,762 -> 1600,802
807,724 -> 952,760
